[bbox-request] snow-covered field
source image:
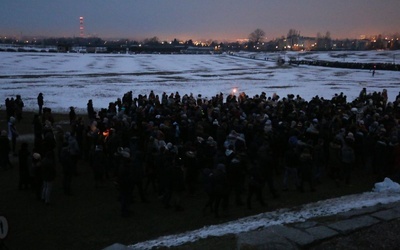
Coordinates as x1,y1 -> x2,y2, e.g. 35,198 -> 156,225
0,51 -> 399,114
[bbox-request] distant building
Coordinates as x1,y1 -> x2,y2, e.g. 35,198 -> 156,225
274,36 -> 316,51
298,37 -> 317,51
181,46 -> 215,54
356,39 -> 370,50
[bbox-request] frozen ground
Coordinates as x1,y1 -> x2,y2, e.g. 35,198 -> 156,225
0,51 -> 399,114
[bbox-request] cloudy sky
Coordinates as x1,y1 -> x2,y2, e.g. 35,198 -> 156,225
1,0 -> 399,41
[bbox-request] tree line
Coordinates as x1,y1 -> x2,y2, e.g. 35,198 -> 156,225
1,28 -> 399,53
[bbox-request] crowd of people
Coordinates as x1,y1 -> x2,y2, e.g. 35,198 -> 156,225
1,87 -> 400,217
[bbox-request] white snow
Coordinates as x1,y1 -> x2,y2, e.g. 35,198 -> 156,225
373,177 -> 400,193
0,51 -> 399,114
1,50 -> 399,248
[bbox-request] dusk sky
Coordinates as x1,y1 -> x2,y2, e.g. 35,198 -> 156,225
1,0 -> 399,41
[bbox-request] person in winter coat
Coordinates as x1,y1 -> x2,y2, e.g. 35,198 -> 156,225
163,150 -> 185,211
18,142 -> 31,190
226,154 -> 245,207
388,136 -> 400,182
41,151 -> 56,205
131,148 -> 148,204
212,164 -> 229,218
87,99 -> 96,121
65,132 -> 80,176
341,133 -> 356,186
37,93 -> 44,115
42,122 -> 56,155
328,137 -> 342,186
52,125 -> 63,157
14,95 -> 24,122
373,132 -> 388,182
69,107 -> 77,129
59,142 -> 73,195
298,147 -> 316,192
5,97 -> 15,120
32,114 -> 43,152
283,137 -> 301,191
202,167 -> 216,215
183,150 -> 199,195
90,144 -> 106,188
117,148 -> 134,217
0,130 -> 12,170
257,141 -> 279,199
312,138 -> 326,184
8,116 -> 19,155
246,162 -> 266,209
31,153 -> 42,200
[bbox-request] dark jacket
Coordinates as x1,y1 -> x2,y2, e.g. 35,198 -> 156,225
41,154 -> 56,182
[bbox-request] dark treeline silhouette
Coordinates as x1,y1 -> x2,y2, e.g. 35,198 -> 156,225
289,60 -> 400,71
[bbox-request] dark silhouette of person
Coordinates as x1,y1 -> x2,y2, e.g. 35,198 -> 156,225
37,93 -> 44,115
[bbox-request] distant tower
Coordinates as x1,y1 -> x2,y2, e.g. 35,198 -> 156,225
79,16 -> 84,37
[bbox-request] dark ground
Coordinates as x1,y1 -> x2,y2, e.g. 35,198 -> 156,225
310,218 -> 400,250
0,110 -> 398,250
